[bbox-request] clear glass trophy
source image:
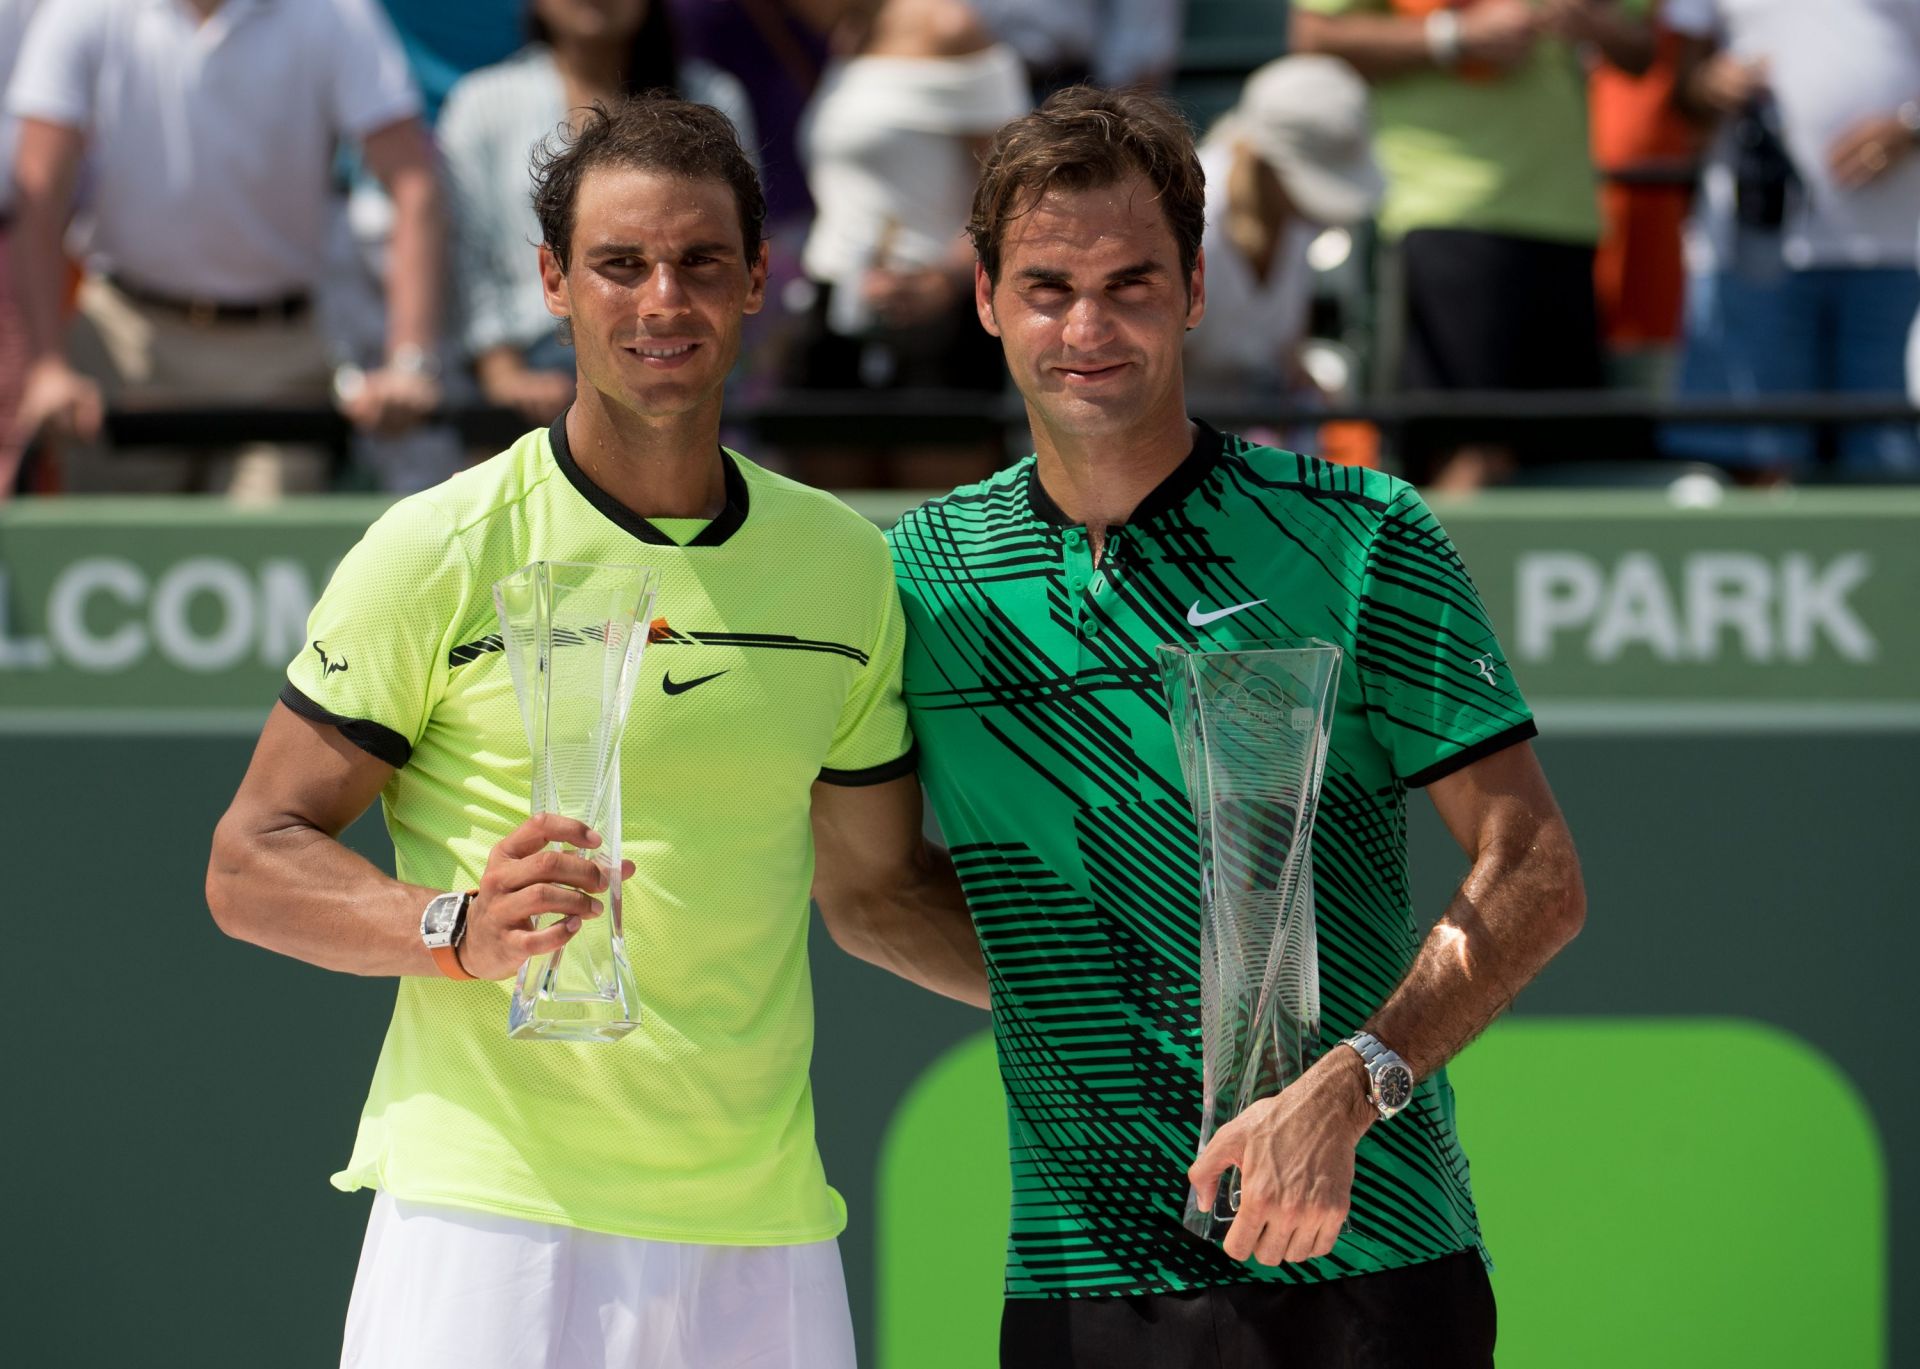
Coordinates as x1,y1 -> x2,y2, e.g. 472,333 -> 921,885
493,560 -> 657,1042
1158,638 -> 1342,1241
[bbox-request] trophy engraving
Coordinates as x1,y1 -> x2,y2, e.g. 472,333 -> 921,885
493,560 -> 658,1042
1158,638 -> 1342,1241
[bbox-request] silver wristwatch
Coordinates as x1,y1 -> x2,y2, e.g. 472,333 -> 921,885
1342,1031 -> 1414,1121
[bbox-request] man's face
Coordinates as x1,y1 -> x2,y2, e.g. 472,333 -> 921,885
540,166 -> 766,424
977,174 -> 1204,444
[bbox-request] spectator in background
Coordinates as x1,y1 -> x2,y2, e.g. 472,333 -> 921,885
1667,0 -> 1920,480
8,0 -> 444,498
1588,4 -> 1701,387
670,0 -> 839,234
969,0 -> 1187,95
1292,0 -> 1653,490
440,0 -> 754,426
787,0 -> 1027,486
1185,56 -> 1384,403
0,0 -> 42,499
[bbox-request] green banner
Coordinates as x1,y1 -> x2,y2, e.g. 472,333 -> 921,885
2,489 -> 1915,730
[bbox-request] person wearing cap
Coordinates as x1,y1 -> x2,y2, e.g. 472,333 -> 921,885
1185,55 -> 1384,399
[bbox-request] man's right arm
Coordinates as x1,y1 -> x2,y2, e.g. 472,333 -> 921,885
208,703 -> 616,980
11,117 -> 103,443
1292,0 -> 1538,81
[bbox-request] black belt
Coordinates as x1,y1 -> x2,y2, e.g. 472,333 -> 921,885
108,274 -> 310,325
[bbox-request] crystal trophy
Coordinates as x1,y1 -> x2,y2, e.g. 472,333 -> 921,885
493,560 -> 657,1042
1158,638 -> 1342,1241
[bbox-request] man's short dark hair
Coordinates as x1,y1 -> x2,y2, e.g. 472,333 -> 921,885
531,94 -> 766,271
968,86 -> 1206,287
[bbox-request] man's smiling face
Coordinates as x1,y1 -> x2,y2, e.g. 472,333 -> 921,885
541,165 -> 766,424
978,173 -> 1205,444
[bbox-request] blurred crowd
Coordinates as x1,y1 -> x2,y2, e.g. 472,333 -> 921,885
0,0 -> 1916,501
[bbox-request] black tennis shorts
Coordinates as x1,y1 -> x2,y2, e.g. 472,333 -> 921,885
999,1249 -> 1496,1369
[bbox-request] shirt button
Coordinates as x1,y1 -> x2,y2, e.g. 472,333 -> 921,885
1065,528 -> 1085,547
1069,575 -> 1086,591
1083,618 -> 1102,637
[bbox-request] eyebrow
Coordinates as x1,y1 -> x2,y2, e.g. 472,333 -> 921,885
585,240 -> 739,260
1017,258 -> 1165,286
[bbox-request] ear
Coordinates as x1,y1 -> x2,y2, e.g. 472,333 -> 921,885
539,243 -> 570,321
1186,246 -> 1207,332
974,260 -> 1001,338
743,239 -> 770,317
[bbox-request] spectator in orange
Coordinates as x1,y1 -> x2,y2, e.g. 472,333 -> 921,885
1588,8 -> 1701,382
1293,0 -> 1654,490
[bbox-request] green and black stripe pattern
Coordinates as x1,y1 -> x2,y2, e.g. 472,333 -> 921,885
888,425 -> 1536,1297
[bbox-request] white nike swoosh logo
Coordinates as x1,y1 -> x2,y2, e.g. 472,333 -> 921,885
1187,598 -> 1267,627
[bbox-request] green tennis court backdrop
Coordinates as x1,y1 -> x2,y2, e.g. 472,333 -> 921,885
1,489 -> 1912,1366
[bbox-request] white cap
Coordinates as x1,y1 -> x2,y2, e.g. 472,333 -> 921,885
1225,55 -> 1385,227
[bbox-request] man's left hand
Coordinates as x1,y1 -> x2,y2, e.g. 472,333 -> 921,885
1187,1047 -> 1376,1266
337,364 -> 442,435
1829,111 -> 1918,189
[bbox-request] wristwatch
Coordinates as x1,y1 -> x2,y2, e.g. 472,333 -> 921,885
420,889 -> 477,981
1342,1031 -> 1414,1121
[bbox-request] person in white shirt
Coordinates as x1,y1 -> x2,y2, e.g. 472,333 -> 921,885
8,0 -> 445,496
1667,0 -> 1920,478
787,0 -> 1028,485
439,0 -> 756,426
1185,55 -> 1383,400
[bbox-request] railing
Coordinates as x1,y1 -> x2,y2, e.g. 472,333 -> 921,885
57,389 -> 1920,485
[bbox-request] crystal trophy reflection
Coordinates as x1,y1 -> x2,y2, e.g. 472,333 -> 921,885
493,560 -> 657,1042
1158,638 -> 1342,1242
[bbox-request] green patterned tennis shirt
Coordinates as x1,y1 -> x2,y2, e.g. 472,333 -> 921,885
887,424 -> 1537,1297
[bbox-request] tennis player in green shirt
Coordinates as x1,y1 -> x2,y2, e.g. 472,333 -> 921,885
207,95 -> 982,1369
888,86 -> 1586,1367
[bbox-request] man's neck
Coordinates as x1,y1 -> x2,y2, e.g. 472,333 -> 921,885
564,388 -> 729,524
1031,401 -> 1194,564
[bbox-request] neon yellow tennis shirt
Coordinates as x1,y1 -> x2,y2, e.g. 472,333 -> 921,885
282,418 -> 914,1245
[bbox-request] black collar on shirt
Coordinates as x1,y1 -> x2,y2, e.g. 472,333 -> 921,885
1025,419 -> 1226,530
548,410 -> 750,548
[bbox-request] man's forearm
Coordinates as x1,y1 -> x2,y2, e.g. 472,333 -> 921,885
208,815 -> 441,977
384,168 -> 445,357
818,843 -> 989,1009
1365,820 -> 1585,1081
1291,11 -> 1446,80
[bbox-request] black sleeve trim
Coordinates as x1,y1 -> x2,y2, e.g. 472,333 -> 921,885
1402,719 -> 1540,790
279,683 -> 413,770
817,742 -> 919,788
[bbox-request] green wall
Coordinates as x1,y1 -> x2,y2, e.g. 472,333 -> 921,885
2,491 -> 1912,1365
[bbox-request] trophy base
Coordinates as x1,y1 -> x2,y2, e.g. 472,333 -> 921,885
506,999 -> 641,1043
1180,1166 -> 1244,1244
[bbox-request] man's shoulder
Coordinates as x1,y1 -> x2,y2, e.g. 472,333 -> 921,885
886,458 -> 1035,550
354,428 -> 551,563
731,452 -> 891,557
1215,433 -> 1410,519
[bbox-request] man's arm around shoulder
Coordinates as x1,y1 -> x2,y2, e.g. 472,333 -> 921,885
810,773 -> 990,1010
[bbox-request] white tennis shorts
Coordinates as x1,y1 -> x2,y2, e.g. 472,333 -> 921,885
340,1193 -> 858,1369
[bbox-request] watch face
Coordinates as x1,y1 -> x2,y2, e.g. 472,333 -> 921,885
422,894 -> 459,942
1377,1063 -> 1414,1113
